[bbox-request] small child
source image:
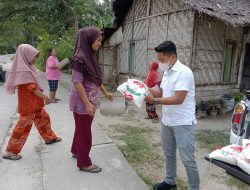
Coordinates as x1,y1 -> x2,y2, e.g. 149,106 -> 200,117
2,44 -> 61,160
144,61 -> 161,123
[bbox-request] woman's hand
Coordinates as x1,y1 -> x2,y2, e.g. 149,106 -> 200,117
105,92 -> 113,101
86,102 -> 95,117
44,96 -> 50,105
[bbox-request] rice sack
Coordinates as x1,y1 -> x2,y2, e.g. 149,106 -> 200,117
117,79 -> 148,108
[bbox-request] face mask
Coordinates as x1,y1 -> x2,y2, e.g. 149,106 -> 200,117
159,61 -> 172,72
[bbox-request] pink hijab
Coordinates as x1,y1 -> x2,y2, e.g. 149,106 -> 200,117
4,44 -> 43,94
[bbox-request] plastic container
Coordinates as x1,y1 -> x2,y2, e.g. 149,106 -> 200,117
100,96 -> 126,115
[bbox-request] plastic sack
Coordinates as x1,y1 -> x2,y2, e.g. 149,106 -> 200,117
242,139 -> 250,159
209,145 -> 239,165
209,143 -> 250,175
221,94 -> 235,112
117,79 -> 148,108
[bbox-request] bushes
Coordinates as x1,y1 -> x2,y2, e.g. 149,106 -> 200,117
36,30 -> 75,72
0,42 -> 15,54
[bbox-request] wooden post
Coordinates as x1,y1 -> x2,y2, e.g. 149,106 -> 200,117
145,0 -> 151,64
237,28 -> 248,89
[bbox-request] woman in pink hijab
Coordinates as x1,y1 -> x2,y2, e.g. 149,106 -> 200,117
2,44 -> 61,160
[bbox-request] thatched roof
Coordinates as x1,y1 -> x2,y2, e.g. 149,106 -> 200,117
183,0 -> 250,27
112,0 -> 250,27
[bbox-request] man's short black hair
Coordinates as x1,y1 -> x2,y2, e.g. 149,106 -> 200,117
155,41 -> 177,56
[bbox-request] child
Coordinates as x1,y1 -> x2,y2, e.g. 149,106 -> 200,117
46,48 -> 61,103
144,61 -> 161,123
2,44 -> 61,160
70,27 -> 113,173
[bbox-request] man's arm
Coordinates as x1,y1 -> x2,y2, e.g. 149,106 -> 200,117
155,91 -> 188,105
149,87 -> 162,98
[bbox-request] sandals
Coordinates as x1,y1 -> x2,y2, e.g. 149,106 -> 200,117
50,100 -> 58,103
2,154 -> 22,160
152,118 -> 159,123
145,116 -> 152,119
80,164 -> 102,173
45,137 -> 62,145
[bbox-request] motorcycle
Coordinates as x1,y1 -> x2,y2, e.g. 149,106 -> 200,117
230,91 -> 250,145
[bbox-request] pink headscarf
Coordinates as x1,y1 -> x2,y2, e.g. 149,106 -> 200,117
4,44 -> 43,94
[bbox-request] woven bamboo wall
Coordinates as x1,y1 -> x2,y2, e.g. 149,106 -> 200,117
117,0 -> 149,78
147,15 -> 168,49
167,10 -> 194,67
193,16 -> 243,86
98,41 -> 114,83
150,0 -> 186,14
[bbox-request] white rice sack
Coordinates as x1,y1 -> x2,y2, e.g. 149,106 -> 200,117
117,79 -> 148,108
236,157 -> 250,175
209,145 -> 244,165
242,139 -> 250,159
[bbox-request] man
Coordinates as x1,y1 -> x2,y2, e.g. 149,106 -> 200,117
146,41 -> 200,190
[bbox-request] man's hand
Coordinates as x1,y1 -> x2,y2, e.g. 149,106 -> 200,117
145,91 -> 154,104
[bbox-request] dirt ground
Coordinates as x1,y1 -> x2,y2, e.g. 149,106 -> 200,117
97,102 -> 249,190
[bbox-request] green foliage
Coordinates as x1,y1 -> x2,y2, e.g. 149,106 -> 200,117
0,0 -> 114,53
56,30 -> 75,61
197,100 -> 210,111
36,30 -> 75,72
231,92 -> 245,104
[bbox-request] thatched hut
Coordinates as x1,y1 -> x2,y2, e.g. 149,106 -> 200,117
99,0 -> 250,100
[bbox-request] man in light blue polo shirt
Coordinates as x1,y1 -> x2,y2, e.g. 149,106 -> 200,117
146,41 -> 200,190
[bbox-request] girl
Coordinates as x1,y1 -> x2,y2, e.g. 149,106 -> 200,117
2,44 -> 61,160
46,48 -> 61,103
70,27 -> 113,173
144,61 -> 161,123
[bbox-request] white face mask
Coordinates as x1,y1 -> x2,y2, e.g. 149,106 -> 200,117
159,61 -> 172,72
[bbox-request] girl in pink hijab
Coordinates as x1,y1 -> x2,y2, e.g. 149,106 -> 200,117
2,44 -> 61,160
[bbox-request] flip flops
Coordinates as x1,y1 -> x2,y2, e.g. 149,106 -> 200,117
45,137 -> 62,145
2,154 -> 22,160
152,118 -> 159,123
80,164 -> 102,173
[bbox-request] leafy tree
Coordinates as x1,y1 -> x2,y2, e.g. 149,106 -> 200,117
0,0 -> 114,53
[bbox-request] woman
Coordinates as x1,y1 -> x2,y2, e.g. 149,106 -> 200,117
144,61 -> 161,123
46,48 -> 61,103
70,27 -> 113,173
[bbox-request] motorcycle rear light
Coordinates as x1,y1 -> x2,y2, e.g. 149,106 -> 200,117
234,104 -> 244,114
232,114 -> 241,125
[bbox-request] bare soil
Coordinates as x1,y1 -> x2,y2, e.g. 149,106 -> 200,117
97,103 -> 249,190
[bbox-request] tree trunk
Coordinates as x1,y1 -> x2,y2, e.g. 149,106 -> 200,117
59,0 -> 78,32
